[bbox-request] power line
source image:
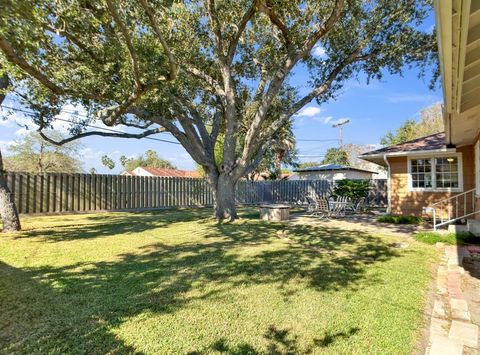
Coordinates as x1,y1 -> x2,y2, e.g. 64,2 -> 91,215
0,104 -> 181,145
1,104 -> 341,148
296,138 -> 339,142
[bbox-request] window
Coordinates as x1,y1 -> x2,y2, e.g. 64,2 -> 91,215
410,159 -> 432,188
435,157 -> 459,188
408,154 -> 462,191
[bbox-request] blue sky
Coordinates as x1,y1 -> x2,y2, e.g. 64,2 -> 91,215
0,11 -> 441,174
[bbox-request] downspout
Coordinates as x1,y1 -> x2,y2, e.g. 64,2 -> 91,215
383,154 -> 392,214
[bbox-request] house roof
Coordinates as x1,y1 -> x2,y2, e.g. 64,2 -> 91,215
362,132 -> 446,156
293,164 -> 376,174
360,132 -> 453,167
125,167 -> 201,178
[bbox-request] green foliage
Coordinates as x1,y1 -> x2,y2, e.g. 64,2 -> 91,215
322,148 -> 349,166
3,131 -> 83,173
377,215 -> 424,224
414,231 -> 479,245
332,179 -> 370,202
120,150 -> 175,172
380,102 -> 443,146
0,0 -> 438,184
299,161 -> 322,169
101,155 -> 115,170
0,208 -> 435,354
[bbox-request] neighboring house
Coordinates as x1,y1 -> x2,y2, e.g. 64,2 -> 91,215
361,1 -> 480,231
290,164 -> 376,182
121,167 -> 201,178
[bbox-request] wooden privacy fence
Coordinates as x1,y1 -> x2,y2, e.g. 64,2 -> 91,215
2,172 -> 387,214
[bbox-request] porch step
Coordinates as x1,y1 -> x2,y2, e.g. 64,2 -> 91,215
448,224 -> 469,233
467,220 -> 480,237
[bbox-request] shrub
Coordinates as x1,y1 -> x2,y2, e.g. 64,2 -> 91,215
332,179 -> 370,202
377,215 -> 424,224
414,231 -> 480,245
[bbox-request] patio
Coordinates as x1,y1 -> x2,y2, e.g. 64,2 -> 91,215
289,213 -> 430,239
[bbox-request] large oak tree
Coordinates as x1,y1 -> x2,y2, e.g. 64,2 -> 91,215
0,0 -> 437,220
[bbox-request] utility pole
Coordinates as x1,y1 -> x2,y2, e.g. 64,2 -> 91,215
332,119 -> 350,146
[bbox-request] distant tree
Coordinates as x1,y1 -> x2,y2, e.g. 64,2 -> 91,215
343,143 -> 386,174
246,123 -> 298,180
299,161 -> 323,169
101,155 -> 116,170
0,71 -> 20,232
322,147 -> 349,166
120,150 -> 175,172
380,102 -> 443,146
4,131 -> 83,173
89,167 -> 97,174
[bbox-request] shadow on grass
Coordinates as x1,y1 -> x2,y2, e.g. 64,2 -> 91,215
188,325 -> 360,354
1,211 -> 403,353
15,208 -> 216,242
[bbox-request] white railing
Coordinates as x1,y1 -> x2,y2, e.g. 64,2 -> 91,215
431,188 -> 479,230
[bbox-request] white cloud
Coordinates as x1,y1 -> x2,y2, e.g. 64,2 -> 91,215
322,116 -> 333,124
312,45 -> 327,58
296,106 -> 322,117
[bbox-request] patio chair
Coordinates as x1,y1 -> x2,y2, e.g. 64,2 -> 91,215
309,197 -> 331,219
353,197 -> 366,214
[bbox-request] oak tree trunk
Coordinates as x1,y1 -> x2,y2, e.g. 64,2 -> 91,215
208,173 -> 238,221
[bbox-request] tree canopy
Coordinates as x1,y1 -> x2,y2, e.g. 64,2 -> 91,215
0,0 -> 438,219
120,150 -> 176,172
380,102 -> 443,146
3,131 -> 83,173
321,147 -> 349,166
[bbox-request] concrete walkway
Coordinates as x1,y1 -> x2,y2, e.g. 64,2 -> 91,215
426,245 -> 480,355
289,214 -> 429,238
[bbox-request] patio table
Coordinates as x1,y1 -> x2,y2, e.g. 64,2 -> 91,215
328,201 -> 354,216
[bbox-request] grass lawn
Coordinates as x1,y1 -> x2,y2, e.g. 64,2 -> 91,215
0,208 -> 436,354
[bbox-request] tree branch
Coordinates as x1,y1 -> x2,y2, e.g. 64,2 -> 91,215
256,1 -> 291,49
128,106 -> 215,168
226,4 -> 256,64
38,127 -> 166,146
300,0 -> 345,56
43,23 -> 105,64
105,0 -> 142,86
173,94 -> 213,151
252,48 -> 366,154
0,37 -> 105,101
184,66 -> 225,97
205,0 -> 226,61
138,0 -> 177,80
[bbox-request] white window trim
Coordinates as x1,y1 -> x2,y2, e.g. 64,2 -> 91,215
407,152 -> 463,192
475,141 -> 480,197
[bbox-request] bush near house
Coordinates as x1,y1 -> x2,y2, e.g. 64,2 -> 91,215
332,179 -> 370,203
377,215 -> 424,224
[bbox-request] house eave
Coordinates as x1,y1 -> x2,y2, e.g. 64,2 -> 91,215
360,148 -> 458,167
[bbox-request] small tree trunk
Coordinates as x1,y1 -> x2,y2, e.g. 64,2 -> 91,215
0,151 -> 21,232
274,150 -> 283,179
208,172 -> 238,221
0,72 -> 21,232
0,177 -> 21,233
